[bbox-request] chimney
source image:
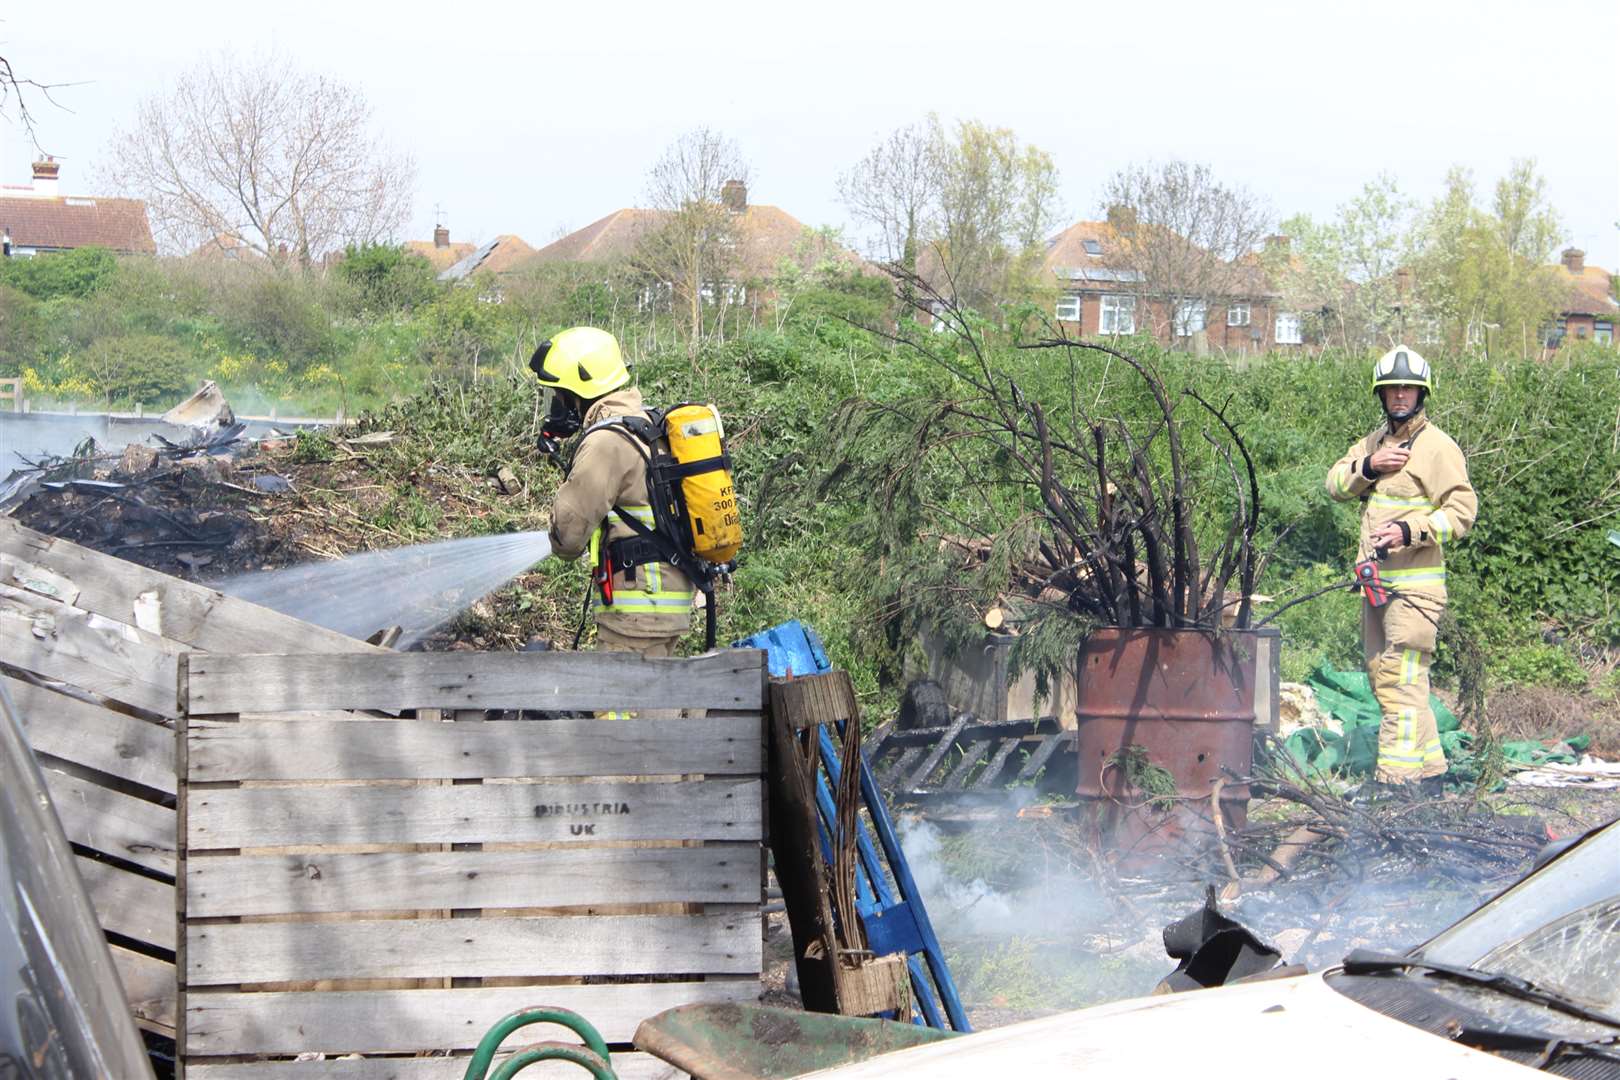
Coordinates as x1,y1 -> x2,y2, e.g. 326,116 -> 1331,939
720,179 -> 747,213
31,157 -> 60,198
433,224 -> 450,249
1561,247 -> 1585,274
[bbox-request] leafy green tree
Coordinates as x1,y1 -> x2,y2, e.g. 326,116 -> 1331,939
0,246 -> 118,300
0,285 -> 44,371
1409,161 -> 1565,355
334,243 -> 439,314
416,281 -> 510,374
82,332 -> 196,404
217,269 -> 339,370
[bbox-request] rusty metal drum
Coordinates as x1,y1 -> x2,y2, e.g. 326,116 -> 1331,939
1073,628 -> 1259,857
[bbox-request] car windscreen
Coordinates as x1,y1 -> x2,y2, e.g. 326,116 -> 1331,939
1417,822 -> 1620,1014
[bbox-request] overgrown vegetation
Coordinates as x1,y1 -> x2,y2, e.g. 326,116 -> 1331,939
3,249 -> 1616,718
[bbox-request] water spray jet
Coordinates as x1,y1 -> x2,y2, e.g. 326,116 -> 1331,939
218,530 -> 554,647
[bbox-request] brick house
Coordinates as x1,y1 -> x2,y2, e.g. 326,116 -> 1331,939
0,158 -> 155,258
1044,221 -> 1307,352
1545,247 -> 1618,347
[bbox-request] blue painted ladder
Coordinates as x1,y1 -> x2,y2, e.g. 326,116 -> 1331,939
734,620 -> 972,1032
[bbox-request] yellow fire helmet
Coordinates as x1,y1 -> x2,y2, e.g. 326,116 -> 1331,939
1371,345 -> 1433,394
531,327 -> 630,400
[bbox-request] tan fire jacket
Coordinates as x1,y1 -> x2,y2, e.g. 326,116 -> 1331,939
549,387 -> 694,639
1325,413 -> 1478,600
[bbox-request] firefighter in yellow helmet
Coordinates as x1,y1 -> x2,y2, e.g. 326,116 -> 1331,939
532,327 -> 694,659
1325,346 -> 1477,797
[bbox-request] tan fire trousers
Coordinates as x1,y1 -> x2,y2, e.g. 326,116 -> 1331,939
1362,594 -> 1448,783
594,623 -> 685,720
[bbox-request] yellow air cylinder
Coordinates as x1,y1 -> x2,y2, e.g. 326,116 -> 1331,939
664,404 -> 742,564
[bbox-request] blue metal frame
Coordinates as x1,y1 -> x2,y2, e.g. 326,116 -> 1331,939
735,621 -> 972,1032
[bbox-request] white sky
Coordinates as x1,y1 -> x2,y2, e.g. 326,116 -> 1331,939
4,0 -> 1618,268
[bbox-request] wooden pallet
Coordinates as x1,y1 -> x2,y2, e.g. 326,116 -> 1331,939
178,649 -> 767,1078
0,518 -> 386,1038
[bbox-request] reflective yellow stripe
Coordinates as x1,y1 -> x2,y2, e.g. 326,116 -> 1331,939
598,504 -> 692,612
1368,493 -> 1437,509
1430,509 -> 1453,544
1382,567 -> 1447,583
610,594 -> 694,613
1332,467 -> 1352,496
1378,709 -> 1421,766
1399,648 -> 1422,686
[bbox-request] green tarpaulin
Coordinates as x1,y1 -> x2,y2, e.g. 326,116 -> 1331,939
1282,662 -> 1584,782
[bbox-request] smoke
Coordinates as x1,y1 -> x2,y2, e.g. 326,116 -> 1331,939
899,817 -> 1017,937
0,413 -> 146,467
892,798 -> 1519,1016
894,804 -> 1172,1014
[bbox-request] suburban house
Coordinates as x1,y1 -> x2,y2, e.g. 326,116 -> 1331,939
188,232 -> 267,262
406,225 -> 535,281
1545,247 -> 1617,347
524,181 -> 862,304
1044,218 -> 1304,352
0,158 -> 155,258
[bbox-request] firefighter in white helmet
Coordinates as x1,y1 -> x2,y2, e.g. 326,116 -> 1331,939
1325,346 -> 1478,797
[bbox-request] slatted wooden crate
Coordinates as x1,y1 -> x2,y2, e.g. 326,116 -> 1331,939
0,574 -> 185,1035
178,649 -> 768,1078
0,517 -> 384,1038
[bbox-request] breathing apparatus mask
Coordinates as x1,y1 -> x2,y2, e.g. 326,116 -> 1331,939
529,340 -> 580,457
537,390 -> 582,457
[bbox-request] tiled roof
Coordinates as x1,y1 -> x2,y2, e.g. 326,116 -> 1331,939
0,195 -> 156,254
1043,219 -> 1275,297
1554,263 -> 1618,317
409,233 -> 535,277
1044,220 -> 1126,274
405,238 -> 477,271
524,204 -> 862,279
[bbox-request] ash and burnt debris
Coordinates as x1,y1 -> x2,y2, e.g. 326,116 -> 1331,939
899,780 -> 1587,1022
2,392 -> 306,579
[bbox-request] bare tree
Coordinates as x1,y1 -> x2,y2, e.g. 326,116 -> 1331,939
837,120 -> 939,277
1100,161 -> 1271,341
0,53 -> 72,152
634,128 -> 750,355
840,117 -> 1061,312
104,51 -> 415,266
1271,175 -> 1417,350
